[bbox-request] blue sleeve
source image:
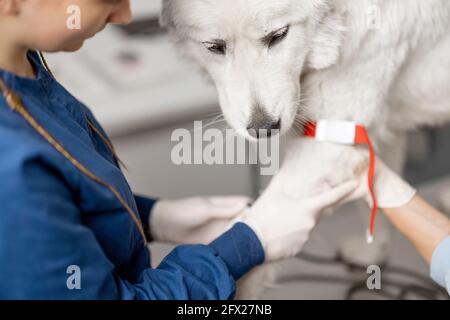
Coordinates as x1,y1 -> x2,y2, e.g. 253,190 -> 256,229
134,195 -> 158,241
210,223 -> 265,280
0,143 -> 264,299
126,223 -> 264,299
430,236 -> 450,295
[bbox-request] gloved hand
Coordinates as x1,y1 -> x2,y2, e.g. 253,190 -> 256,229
353,157 -> 417,209
150,196 -> 251,244
240,180 -> 359,262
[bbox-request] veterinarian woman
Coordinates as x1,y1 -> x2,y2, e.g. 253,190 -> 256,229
0,0 -> 361,299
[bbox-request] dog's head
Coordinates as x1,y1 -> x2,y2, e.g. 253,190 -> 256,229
161,0 -> 345,139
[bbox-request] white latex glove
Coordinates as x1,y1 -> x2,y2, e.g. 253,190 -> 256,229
353,157 -> 417,209
240,180 -> 359,262
149,196 -> 251,244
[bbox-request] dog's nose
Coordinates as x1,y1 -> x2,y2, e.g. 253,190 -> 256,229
247,114 -> 281,139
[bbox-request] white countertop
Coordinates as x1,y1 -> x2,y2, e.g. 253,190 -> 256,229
45,0 -> 219,136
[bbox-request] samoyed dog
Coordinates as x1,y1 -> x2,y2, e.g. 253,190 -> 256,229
161,0 -> 450,298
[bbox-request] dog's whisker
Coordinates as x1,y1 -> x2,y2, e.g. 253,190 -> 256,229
291,121 -> 304,133
203,114 -> 225,124
298,98 -> 312,104
202,119 -> 226,130
204,116 -> 225,125
201,111 -> 223,119
206,120 -> 226,129
293,117 -> 309,127
190,118 -> 226,134
204,114 -> 225,123
199,113 -> 225,126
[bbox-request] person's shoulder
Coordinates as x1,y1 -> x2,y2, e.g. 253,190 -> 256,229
0,103 -> 41,142
0,104 -> 75,208
0,101 -> 60,166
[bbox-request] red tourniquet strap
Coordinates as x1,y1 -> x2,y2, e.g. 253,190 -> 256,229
303,122 -> 377,242
303,122 -> 317,137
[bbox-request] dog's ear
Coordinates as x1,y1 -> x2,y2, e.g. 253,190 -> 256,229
305,8 -> 346,70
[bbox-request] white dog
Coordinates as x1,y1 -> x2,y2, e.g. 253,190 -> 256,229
161,0 -> 450,298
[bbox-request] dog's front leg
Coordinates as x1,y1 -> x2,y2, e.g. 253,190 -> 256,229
284,41 -> 412,193
286,47 -> 411,264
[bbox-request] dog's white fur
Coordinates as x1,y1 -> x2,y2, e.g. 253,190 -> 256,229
161,0 -> 450,298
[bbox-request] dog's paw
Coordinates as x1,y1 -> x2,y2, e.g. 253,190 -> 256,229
276,139 -> 368,199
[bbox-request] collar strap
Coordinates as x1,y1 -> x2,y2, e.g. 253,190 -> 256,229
304,120 -> 377,244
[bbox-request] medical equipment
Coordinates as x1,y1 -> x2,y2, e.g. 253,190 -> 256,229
303,120 -> 377,244
287,251 -> 449,300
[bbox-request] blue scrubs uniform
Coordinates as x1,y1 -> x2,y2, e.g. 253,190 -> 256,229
0,51 -> 264,299
431,236 -> 450,295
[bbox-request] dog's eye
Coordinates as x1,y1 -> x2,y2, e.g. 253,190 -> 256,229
203,40 -> 226,55
264,25 -> 289,48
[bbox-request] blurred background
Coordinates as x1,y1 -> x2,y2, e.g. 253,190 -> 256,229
45,0 -> 450,300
